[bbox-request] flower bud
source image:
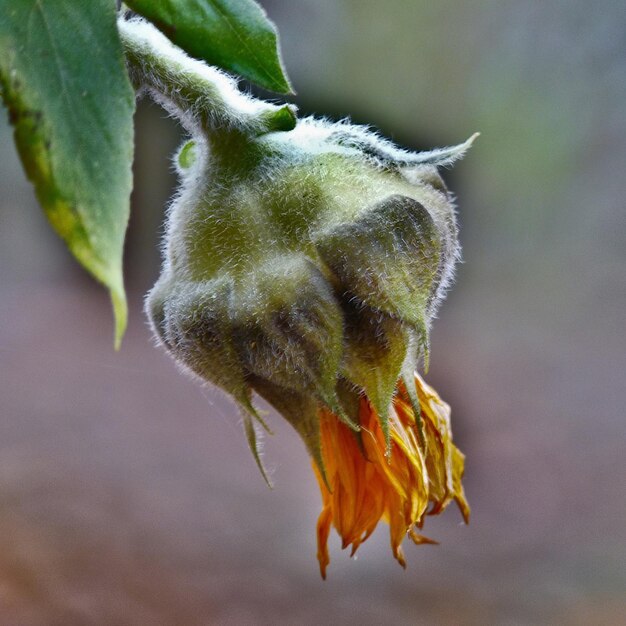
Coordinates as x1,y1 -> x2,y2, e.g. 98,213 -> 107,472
134,16 -> 476,573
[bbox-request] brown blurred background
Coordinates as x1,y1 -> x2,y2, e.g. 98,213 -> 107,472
1,1 -> 625,624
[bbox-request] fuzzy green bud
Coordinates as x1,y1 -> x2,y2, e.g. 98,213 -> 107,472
120,17 -> 476,482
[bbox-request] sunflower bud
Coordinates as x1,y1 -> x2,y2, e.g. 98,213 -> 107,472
128,16 -> 475,576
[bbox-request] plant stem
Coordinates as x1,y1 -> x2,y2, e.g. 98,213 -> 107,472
117,18 -> 295,137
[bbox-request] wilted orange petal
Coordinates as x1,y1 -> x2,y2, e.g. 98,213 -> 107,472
313,373 -> 469,577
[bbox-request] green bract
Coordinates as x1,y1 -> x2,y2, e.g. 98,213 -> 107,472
119,18 -> 476,483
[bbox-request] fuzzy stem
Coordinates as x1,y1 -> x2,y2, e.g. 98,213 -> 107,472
117,17 -> 296,137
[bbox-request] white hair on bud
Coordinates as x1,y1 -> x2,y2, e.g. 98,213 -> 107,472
118,17 -> 284,136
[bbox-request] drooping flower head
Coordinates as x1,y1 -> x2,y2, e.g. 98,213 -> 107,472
315,372 -> 469,578
121,18 -> 474,576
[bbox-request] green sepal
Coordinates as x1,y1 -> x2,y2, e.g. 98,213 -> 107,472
335,378 -> 368,456
148,276 -> 276,483
414,317 -> 431,373
242,409 -> 272,488
249,375 -> 330,490
315,194 -> 441,333
401,354 -> 426,450
232,256 -> 345,413
396,133 -> 480,167
257,104 -> 297,134
320,393 -> 360,432
340,303 -> 409,451
177,140 -> 197,170
335,377 -> 362,426
147,276 -> 258,413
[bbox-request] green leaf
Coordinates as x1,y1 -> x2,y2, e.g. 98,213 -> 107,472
0,1 -> 135,347
125,0 -> 293,94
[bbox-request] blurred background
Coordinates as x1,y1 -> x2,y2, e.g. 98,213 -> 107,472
1,0 -> 625,623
